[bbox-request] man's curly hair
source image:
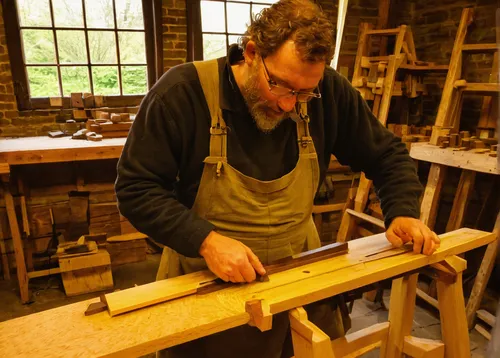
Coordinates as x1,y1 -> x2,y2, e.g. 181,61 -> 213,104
240,0 -> 335,64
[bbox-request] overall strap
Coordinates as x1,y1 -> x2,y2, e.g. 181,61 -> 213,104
193,59 -> 227,158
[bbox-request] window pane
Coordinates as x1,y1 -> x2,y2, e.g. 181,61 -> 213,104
17,0 -> 51,27
88,31 -> 117,64
22,30 -> 56,64
252,4 -> 271,19
57,30 -> 88,64
85,0 -> 114,28
61,66 -> 90,96
115,0 -> 144,29
228,35 -> 241,47
203,34 -> 226,60
201,1 -> 225,33
27,66 -> 59,97
122,66 -> 147,95
119,32 -> 146,64
52,0 -> 84,28
92,66 -> 119,95
227,3 -> 249,34
231,0 -> 276,3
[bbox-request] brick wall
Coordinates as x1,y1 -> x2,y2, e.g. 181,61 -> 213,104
162,0 -> 187,72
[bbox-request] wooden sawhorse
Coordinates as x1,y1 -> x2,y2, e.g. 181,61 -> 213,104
289,258 -> 466,358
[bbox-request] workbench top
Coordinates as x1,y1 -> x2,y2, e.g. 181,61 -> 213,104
0,137 -> 126,165
0,228 -> 494,358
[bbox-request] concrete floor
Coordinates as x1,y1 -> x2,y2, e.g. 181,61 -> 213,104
0,253 -> 492,357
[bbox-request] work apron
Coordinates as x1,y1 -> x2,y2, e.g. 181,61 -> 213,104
158,59 -> 350,358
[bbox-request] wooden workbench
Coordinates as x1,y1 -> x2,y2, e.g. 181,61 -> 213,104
0,137 -> 126,165
0,137 -> 127,303
0,228 -> 495,358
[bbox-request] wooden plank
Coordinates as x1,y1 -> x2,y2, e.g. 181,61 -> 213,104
346,209 -> 385,229
0,228 -> 494,358
331,322 -> 389,357
352,23 -> 374,88
365,28 -> 401,35
27,267 -> 61,279
311,203 -> 344,214
474,323 -> 492,340
0,163 -> 9,175
477,309 -> 497,328
384,274 -> 418,358
416,288 -> 439,309
403,336 -> 444,358
353,173 -> 371,213
378,54 -> 403,126
1,178 -> 29,303
434,8 -> 474,128
460,82 -> 500,93
420,163 -> 447,229
410,143 -> 498,175
445,170 -> 476,232
0,137 -> 126,165
462,43 -> 498,52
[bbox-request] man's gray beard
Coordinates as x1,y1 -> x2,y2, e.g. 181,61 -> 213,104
241,63 -> 289,133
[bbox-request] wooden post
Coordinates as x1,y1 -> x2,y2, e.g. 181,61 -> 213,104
377,0 -> 391,55
445,170 -> 476,232
420,164 -> 447,230
383,273 -> 418,358
435,257 -> 470,357
434,8 -> 474,128
1,172 -> 29,303
466,211 -> 500,329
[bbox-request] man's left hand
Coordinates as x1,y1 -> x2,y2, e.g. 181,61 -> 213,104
385,217 -> 440,256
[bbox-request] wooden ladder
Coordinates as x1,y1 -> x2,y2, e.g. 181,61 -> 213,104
411,7 -> 499,330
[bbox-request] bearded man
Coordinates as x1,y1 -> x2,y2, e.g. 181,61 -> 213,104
115,0 -> 439,357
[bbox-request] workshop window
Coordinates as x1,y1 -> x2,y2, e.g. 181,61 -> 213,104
187,0 -> 277,61
3,0 -> 162,110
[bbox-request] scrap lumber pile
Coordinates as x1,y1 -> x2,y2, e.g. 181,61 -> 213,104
106,233 -> 148,267
429,128 -> 497,157
85,111 -> 133,139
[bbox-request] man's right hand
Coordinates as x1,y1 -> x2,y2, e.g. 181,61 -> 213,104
199,231 -> 266,283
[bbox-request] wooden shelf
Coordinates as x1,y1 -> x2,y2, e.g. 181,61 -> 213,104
410,143 -> 498,175
462,43 -> 498,53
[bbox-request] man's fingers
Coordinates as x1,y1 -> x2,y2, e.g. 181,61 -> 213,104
229,269 -> 245,283
245,246 -> 266,276
421,227 -> 437,256
385,228 -> 404,247
240,260 -> 257,283
409,227 -> 424,254
432,231 -> 441,246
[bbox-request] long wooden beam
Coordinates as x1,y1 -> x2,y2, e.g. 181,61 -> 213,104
0,228 -> 495,358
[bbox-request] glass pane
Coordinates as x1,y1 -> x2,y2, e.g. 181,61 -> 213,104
201,1 -> 225,33
252,4 -> 271,19
57,30 -> 87,64
22,30 -> 56,64
115,0 -> 144,29
122,66 -> 147,94
52,0 -> 84,28
119,32 -> 146,64
17,0 -> 51,27
203,34 -> 226,60
27,66 -> 59,97
88,31 -> 117,64
227,3 -> 249,34
85,0 -> 114,28
228,35 -> 241,47
61,66 -> 90,96
92,66 -> 119,95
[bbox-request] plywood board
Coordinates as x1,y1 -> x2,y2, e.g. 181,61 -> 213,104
0,228 -> 494,358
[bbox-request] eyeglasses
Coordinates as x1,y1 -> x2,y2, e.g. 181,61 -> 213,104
262,57 -> 322,103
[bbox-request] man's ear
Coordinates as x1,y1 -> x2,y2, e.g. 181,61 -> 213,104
243,40 -> 258,65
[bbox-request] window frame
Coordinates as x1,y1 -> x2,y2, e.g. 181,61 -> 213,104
187,0 -> 276,62
2,0 -> 163,110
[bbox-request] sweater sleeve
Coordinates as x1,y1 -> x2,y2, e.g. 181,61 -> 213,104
115,91 -> 215,258
332,77 -> 423,227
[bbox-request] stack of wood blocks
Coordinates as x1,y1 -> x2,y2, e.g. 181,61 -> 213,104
387,124 -> 432,150
429,128 -> 497,157
86,111 -> 133,138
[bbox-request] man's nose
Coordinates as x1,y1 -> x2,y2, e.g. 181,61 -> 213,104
277,95 -> 297,113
